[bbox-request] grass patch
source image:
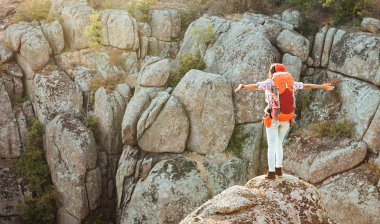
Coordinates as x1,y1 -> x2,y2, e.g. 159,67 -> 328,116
365,160 -> 380,177
306,116 -> 355,139
14,119 -> 59,224
14,0 -> 61,23
84,116 -> 99,140
88,72 -> 127,93
126,0 -> 157,20
224,126 -> 249,159
168,47 -> 206,88
15,96 -> 30,106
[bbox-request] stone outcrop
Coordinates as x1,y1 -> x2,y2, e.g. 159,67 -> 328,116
14,53 -> 35,100
41,20 -> 65,55
34,69 -> 83,125
361,17 -> 380,34
61,2 -> 93,50
328,30 -> 380,86
283,136 -> 367,183
179,16 -> 282,123
135,57 -> 170,93
150,9 -> 181,41
319,167 -> 380,224
263,18 -> 293,46
94,87 -> 127,155
321,28 -> 337,68
0,45 -> 13,63
282,9 -> 300,29
172,69 -> 234,154
282,53 -> 302,81
138,93 -> 189,154
311,27 -> 328,67
277,29 -> 309,62
46,114 -> 100,223
363,107 -> 380,154
181,175 -> 333,223
99,10 -> 139,51
50,0 -> 82,13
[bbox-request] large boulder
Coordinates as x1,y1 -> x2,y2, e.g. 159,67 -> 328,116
220,157 -> 248,188
361,17 -> 380,34
298,70 -> 380,140
61,2 -> 93,50
120,156 -> 225,224
277,29 -> 309,62
328,29 -> 380,86
14,53 -> 36,101
321,28 -> 338,68
0,79 -> 22,159
0,45 -> 13,63
263,18 -> 293,46
50,0 -> 82,13
138,94 -> 189,153
311,27 -> 328,67
94,87 -> 127,155
135,57 -> 170,92
99,10 -> 139,51
282,9 -> 301,29
179,16 -> 282,124
4,22 -> 31,52
282,53 -> 302,81
283,136 -> 367,184
181,175 -> 333,223
150,9 -> 181,41
172,69 -> 234,154
319,167 -> 380,224
46,114 -> 100,222
122,90 -> 151,145
363,107 -> 380,154
41,20 -> 65,55
33,69 -> 83,125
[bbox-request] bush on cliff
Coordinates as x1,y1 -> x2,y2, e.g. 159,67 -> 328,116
126,0 -> 157,20
88,72 -> 127,93
14,0 -> 61,23
306,116 -> 355,139
14,119 -> 59,224
84,10 -> 106,52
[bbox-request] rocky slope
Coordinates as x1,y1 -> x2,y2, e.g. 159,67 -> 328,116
1,0 -> 380,223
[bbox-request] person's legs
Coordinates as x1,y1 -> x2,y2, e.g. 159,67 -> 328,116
266,120 -> 279,172
275,121 -> 290,168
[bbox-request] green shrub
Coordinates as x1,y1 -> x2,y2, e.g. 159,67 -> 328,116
93,214 -> 113,224
224,126 -> 249,159
190,22 -> 216,46
14,0 -> 61,23
84,10 -> 106,51
15,96 -> 30,106
168,47 -> 206,87
319,0 -> 375,27
88,72 -> 127,93
84,116 -> 99,140
126,0 -> 157,20
0,61 -> 6,78
306,116 -> 355,139
14,183 -> 59,224
100,0 -> 124,9
14,119 -> 59,223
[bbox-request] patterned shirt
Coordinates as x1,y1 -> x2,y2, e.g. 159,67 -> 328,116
257,79 -> 304,113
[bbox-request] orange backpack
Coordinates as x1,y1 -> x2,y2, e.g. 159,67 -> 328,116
271,70 -> 296,122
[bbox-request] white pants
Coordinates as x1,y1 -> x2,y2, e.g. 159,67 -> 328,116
266,120 -> 290,172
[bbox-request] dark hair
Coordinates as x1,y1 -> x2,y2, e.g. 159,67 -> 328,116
268,63 -> 278,79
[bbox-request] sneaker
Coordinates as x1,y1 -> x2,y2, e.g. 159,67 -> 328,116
275,167 -> 282,177
265,171 -> 276,180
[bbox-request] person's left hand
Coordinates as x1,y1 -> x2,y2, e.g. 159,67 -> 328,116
235,84 -> 244,92
323,83 -> 334,91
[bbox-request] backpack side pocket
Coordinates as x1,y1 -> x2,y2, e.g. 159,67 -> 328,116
263,114 -> 271,128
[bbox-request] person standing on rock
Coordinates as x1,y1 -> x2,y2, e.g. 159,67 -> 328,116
234,63 -> 334,180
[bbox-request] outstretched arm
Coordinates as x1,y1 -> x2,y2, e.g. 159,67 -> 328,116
235,84 -> 258,92
303,83 -> 334,90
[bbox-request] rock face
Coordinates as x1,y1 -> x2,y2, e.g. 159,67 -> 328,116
120,157 -> 218,224
328,30 -> 380,86
0,80 -> 22,159
277,29 -> 309,62
319,167 -> 380,224
135,58 -> 170,92
263,18 -> 293,46
363,107 -> 380,154
181,175 -> 333,223
61,2 -> 93,50
138,94 -> 189,153
0,45 -> 13,63
321,28 -> 337,68
282,9 -> 300,29
361,17 -> 380,34
282,53 -> 302,81
179,16 -> 281,124
150,9 -> 181,41
94,87 -> 127,155
299,70 -> 380,140
50,0 -> 81,13
99,9 -> 139,51
172,69 -> 234,154
34,69 -> 83,125
283,136 -> 367,184
311,27 -> 328,67
41,20 -> 65,55
122,90 -> 151,145
46,114 -> 100,222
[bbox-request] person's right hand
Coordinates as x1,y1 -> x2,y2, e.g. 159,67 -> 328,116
322,83 -> 334,91
235,84 -> 244,92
